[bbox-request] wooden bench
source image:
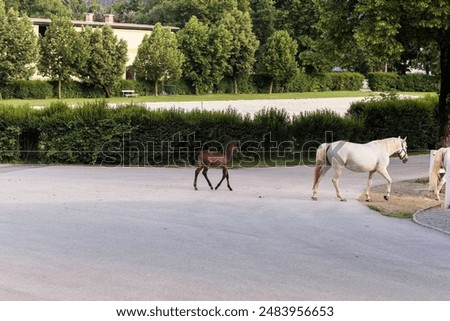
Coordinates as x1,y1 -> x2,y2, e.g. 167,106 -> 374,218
122,89 -> 138,97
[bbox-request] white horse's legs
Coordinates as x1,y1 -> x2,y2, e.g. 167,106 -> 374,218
377,167 -> 392,200
311,162 -> 330,200
435,176 -> 446,200
365,171 -> 376,201
331,165 -> 346,202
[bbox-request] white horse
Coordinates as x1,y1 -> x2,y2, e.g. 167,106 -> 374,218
429,147 -> 450,200
311,137 -> 408,202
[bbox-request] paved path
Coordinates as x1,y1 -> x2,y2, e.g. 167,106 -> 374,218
1,155 -> 449,300
414,208 -> 450,235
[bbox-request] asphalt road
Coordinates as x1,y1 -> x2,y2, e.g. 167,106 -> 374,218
1,155 -> 449,300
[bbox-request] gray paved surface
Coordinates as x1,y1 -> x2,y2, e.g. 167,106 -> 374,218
1,155 -> 449,300
414,208 -> 450,235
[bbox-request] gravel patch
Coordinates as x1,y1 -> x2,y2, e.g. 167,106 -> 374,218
136,97 -> 366,116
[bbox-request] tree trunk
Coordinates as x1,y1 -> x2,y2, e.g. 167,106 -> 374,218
104,86 -> 111,98
233,76 -> 238,95
438,32 -> 450,147
269,79 -> 273,94
154,81 -> 158,96
58,78 -> 62,99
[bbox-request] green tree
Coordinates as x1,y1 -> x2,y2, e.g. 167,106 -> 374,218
317,0 -> 450,144
110,0 -> 142,23
66,0 -> 88,20
250,0 -> 278,44
178,16 -> 232,94
87,0 -> 106,21
79,24 -> 128,98
134,0 -> 171,25
163,0 -> 239,26
15,0 -> 72,18
276,0 -> 331,73
257,30 -> 298,94
221,9 -> 259,94
0,1 -> 39,86
38,16 -> 87,99
133,22 -> 184,96
312,0 -> 369,74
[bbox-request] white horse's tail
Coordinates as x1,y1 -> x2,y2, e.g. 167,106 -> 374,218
430,148 -> 445,192
313,144 -> 327,187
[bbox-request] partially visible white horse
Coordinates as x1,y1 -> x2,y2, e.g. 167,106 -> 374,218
311,137 -> 408,202
429,147 -> 450,200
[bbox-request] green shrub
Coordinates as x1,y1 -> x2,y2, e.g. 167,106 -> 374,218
287,72 -> 311,92
0,96 -> 440,165
49,80 -> 105,98
0,80 -> 54,99
254,107 -> 291,142
368,72 -> 438,92
0,104 -> 40,162
292,109 -> 363,146
321,72 -> 365,91
367,72 -> 398,91
397,74 -> 439,92
38,101 -> 124,164
347,96 -> 438,149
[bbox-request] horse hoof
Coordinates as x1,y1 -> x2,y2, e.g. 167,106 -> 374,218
340,198 -> 347,202
311,196 -> 317,201
384,195 -> 389,201
366,199 -> 371,202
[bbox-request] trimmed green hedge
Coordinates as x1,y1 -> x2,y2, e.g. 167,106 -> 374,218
0,104 -> 40,162
0,97 -> 439,165
273,72 -> 365,93
0,80 -> 53,99
368,72 -> 439,92
347,96 -> 438,149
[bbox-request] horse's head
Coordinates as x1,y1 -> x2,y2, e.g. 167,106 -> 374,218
397,136 -> 408,163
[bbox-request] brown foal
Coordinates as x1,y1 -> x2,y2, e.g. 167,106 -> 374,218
193,142 -> 238,191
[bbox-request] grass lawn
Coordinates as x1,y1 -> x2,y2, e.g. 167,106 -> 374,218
0,91 -> 437,107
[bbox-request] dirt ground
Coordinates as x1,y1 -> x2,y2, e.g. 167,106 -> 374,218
358,178 -> 443,217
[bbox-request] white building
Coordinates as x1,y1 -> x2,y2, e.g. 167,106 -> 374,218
30,14 -> 179,78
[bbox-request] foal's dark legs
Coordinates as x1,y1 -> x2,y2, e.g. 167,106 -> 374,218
193,166 -> 214,190
202,167 -> 214,190
193,167 -> 201,190
215,167 -> 232,191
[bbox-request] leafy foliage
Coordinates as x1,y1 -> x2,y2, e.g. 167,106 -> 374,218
177,16 -> 232,94
347,96 -> 438,149
368,72 -> 439,92
257,30 -> 298,93
79,24 -> 128,98
133,22 -> 184,96
1,98 -> 438,165
220,9 -> 259,94
0,1 -> 38,85
38,16 -> 87,99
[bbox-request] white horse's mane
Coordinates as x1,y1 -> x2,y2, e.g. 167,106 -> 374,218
371,137 -> 403,154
